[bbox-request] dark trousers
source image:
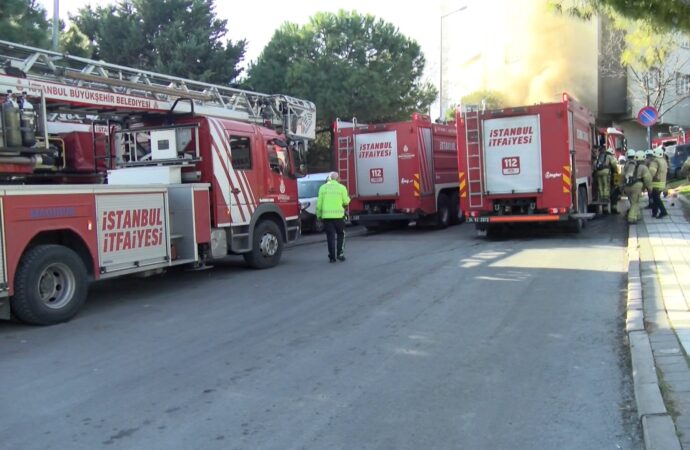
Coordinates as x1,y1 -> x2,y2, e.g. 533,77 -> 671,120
323,218 -> 345,259
651,188 -> 667,217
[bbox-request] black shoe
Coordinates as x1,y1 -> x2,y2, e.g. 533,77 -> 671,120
337,255 -> 346,262
329,257 -> 336,263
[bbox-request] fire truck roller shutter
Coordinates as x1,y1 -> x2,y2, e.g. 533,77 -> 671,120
11,244 -> 88,325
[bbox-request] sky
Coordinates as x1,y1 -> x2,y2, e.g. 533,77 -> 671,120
38,0 -> 446,82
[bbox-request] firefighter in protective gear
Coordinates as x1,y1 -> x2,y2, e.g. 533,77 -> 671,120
649,146 -> 669,218
621,150 -> 653,224
316,172 -> 351,263
593,146 -> 619,203
643,149 -> 655,209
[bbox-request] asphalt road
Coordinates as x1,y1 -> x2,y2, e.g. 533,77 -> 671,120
0,216 -> 641,450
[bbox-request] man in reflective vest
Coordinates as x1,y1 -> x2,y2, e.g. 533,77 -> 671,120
316,172 -> 351,263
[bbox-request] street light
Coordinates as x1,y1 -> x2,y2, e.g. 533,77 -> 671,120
52,0 -> 59,51
440,5 -> 468,120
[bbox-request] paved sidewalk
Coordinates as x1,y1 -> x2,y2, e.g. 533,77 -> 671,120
630,193 -> 690,449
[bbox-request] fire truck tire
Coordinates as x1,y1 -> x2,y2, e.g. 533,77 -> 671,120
244,220 -> 283,269
12,245 -> 88,325
435,194 -> 450,229
449,191 -> 463,225
570,218 -> 584,234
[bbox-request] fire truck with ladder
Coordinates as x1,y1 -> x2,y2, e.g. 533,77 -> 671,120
456,93 -> 597,237
0,40 -> 316,325
334,113 -> 461,230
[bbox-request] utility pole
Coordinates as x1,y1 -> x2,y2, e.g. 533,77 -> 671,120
52,0 -> 59,52
439,6 -> 468,120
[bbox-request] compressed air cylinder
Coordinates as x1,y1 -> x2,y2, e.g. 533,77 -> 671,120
19,96 -> 36,147
2,100 -> 22,148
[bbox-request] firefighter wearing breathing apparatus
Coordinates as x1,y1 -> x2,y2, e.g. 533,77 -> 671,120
621,150 -> 653,224
647,147 -> 668,219
593,146 -> 619,203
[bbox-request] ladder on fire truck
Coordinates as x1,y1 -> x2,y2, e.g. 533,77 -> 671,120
0,39 -> 316,143
335,117 -> 367,198
463,105 -> 484,208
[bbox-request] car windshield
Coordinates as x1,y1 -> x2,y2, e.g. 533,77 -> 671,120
298,180 -> 326,199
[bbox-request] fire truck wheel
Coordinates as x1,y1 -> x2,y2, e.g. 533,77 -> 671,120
244,220 -> 283,269
449,191 -> 462,225
12,245 -> 88,325
435,194 -> 450,229
569,218 -> 584,234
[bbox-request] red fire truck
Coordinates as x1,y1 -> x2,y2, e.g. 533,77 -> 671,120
455,93 -> 596,237
653,126 -> 689,149
334,113 -> 461,229
0,40 -> 316,324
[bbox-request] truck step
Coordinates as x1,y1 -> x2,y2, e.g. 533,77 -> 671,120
569,213 -> 596,220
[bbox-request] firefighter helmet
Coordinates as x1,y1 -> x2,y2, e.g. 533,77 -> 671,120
654,147 -> 664,158
606,147 -> 615,155
626,149 -> 637,159
645,149 -> 654,158
635,150 -> 646,161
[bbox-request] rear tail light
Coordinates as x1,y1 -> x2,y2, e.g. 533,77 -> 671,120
548,208 -> 559,214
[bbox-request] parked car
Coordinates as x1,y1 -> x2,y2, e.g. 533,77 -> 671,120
668,144 -> 690,179
298,172 -> 330,232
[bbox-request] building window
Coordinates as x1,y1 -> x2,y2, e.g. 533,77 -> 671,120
229,135 -> 251,170
680,37 -> 690,49
647,67 -> 662,90
676,73 -> 690,96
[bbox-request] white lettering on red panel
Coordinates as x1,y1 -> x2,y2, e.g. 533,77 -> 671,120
10,77 -> 159,110
439,141 -> 456,151
100,208 -> 164,252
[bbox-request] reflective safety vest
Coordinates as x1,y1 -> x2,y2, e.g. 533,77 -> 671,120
316,180 -> 351,219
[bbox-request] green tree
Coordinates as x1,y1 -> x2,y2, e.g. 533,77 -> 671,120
59,25 -> 92,57
71,0 -> 246,84
549,0 -> 690,32
444,90 -> 508,121
247,10 -> 437,168
0,0 -> 51,49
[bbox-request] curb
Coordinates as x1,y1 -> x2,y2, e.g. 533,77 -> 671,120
627,222 -> 682,450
